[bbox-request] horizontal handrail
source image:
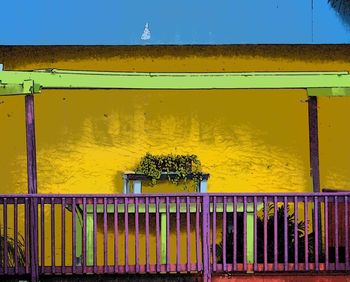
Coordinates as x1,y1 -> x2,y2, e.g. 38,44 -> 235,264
0,192 -> 348,279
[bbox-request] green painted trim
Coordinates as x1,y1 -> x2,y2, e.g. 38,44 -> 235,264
1,69 -> 350,96
161,213 -> 167,264
80,202 -> 263,214
79,203 -> 263,267
86,213 -> 94,266
0,83 -> 32,96
307,87 -> 350,96
247,212 -> 254,264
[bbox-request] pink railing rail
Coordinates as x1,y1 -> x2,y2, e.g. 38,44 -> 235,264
0,192 -> 349,280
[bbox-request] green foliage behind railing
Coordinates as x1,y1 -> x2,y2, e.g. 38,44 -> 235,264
215,204 -> 318,263
135,153 -> 202,187
0,227 -> 25,268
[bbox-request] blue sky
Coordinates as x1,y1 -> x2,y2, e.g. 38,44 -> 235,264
1,0 -> 350,44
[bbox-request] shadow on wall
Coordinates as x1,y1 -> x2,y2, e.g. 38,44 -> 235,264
329,0 -> 350,26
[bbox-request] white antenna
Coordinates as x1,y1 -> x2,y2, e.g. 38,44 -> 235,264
141,22 -> 151,41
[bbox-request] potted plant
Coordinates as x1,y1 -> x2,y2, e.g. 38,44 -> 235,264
135,153 -> 203,187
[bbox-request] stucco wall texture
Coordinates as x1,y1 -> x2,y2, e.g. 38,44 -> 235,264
0,46 -> 350,195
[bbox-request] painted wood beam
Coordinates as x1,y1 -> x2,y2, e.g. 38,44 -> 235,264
1,69 -> 350,95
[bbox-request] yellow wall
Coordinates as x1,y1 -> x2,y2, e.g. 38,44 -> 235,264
1,45 -> 350,267
1,46 -> 350,194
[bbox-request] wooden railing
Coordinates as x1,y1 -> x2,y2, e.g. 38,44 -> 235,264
0,192 -> 349,281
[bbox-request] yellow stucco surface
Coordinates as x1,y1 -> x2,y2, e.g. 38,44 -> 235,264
0,47 -> 347,194
1,47 -> 350,194
1,46 -> 350,267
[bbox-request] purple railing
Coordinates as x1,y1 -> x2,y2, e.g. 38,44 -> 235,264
0,192 -> 349,280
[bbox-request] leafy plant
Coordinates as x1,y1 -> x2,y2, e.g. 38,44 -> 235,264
215,204 -> 317,264
0,227 -> 26,268
135,153 -> 202,187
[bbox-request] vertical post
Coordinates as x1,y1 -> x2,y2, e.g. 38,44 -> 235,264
202,195 -> 210,282
133,180 -> 142,194
25,92 -> 39,282
26,93 -> 38,195
308,96 -> 320,192
199,179 -> 208,193
308,96 -> 323,269
122,175 -> 129,194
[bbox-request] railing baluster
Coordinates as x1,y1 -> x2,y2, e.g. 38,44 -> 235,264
335,196 -> 339,269
174,196 -> 180,272
325,196 -> 329,271
40,198 -> 45,274
196,196 -> 200,271
253,196 -> 257,272
294,196 -> 298,271
3,198 -> 8,274
30,197 -> 39,280
83,197 -> 87,273
72,197 -> 76,274
284,197 -> 288,271
345,196 -> 349,270
186,196 -> 191,272
273,196 -> 278,272
51,197 -> 55,273
212,196 -> 217,272
166,196 -> 170,272
243,196 -> 247,272
263,196 -> 267,271
124,197 -> 129,273
114,197 -> 118,273
202,195 -> 210,282
176,196 -> 180,272
156,197 -> 160,272
233,196 -> 237,272
2,192 -> 350,277
304,196 -> 309,271
135,197 -> 139,273
61,198 -> 66,274
25,197 -> 29,274
223,196 -> 227,271
93,197 -> 97,273
145,196 -> 150,273
314,196 -> 319,271
14,198 -> 18,274
103,197 -> 108,273
222,196 -> 227,271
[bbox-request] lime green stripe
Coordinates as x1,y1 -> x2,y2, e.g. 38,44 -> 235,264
1,70 -> 350,96
161,213 -> 167,264
81,202 -> 263,213
247,213 -> 254,265
86,214 -> 94,266
81,203 -> 262,267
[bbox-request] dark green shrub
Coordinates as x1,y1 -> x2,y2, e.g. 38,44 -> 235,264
215,204 -> 318,264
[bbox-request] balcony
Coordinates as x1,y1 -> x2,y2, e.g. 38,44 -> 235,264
0,192 -> 349,281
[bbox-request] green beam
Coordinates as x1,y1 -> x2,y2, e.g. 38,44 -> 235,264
307,87 -> 350,96
80,202 -> 263,214
1,69 -> 350,96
